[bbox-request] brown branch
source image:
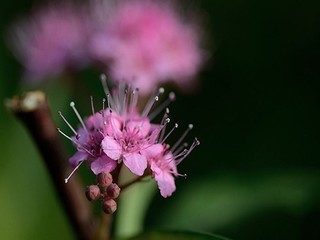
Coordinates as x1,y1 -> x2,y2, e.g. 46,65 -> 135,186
6,91 -> 96,240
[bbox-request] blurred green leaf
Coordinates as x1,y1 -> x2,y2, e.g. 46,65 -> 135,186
125,230 -> 230,240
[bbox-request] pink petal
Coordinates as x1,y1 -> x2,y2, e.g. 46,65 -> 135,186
141,143 -> 164,159
102,136 -> 122,160
90,155 -> 117,175
126,119 -> 151,138
105,111 -> 123,137
69,151 -> 88,168
123,152 -> 147,176
151,162 -> 176,198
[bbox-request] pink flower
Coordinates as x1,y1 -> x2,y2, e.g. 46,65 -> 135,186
58,75 -> 200,197
142,126 -> 200,197
142,144 -> 177,197
58,103 -> 117,177
90,0 -> 204,94
100,84 -> 161,176
9,3 -> 89,82
102,116 -> 157,176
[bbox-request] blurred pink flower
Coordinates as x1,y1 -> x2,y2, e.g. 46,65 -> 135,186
91,0 -> 204,94
9,3 -> 90,82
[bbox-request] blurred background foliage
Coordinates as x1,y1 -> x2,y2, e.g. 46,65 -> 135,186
1,0 -> 320,239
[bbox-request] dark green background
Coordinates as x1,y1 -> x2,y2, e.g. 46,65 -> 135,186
1,0 -> 320,239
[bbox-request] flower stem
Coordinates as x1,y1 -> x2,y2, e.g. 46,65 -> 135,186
119,175 -> 150,190
6,91 -> 97,240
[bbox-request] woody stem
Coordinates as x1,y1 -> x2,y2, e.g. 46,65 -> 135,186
6,91 -> 97,240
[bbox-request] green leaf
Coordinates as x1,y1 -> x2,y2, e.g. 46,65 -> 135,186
126,230 -> 230,240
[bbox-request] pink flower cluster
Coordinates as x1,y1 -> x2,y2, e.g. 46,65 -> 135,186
9,0 -> 204,93
58,75 -> 199,198
91,0 -> 204,94
9,3 -> 89,82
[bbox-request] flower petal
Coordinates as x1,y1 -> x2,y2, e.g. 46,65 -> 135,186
151,162 -> 176,198
141,143 -> 164,159
69,151 -> 88,168
102,136 -> 122,160
90,155 -> 117,175
126,119 -> 151,138
123,152 -> 147,176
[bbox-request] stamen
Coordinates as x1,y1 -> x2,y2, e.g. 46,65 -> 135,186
171,124 -> 193,152
142,95 -> 159,117
161,123 -> 178,143
149,91 -> 175,120
70,102 -> 88,132
141,87 -> 164,117
129,88 -> 139,111
102,98 -> 106,125
64,160 -> 84,183
58,111 -> 78,136
106,94 -> 111,109
158,117 -> 170,142
173,142 -> 189,155
57,128 -> 90,154
117,82 -> 126,114
122,88 -> 128,115
90,96 -> 95,116
101,74 -> 114,108
175,138 -> 200,165
56,127 -> 74,142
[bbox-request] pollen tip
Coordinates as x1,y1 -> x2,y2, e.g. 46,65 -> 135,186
188,124 -> 194,129
100,73 -> 106,81
169,92 -> 176,101
166,118 -> 170,123
64,178 -> 68,184
70,101 -> 75,107
155,96 -> 159,101
159,87 -> 165,94
165,108 -> 170,114
175,123 -> 178,128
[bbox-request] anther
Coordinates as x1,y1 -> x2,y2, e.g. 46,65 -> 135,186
64,160 -> 84,183
159,87 -> 165,94
161,122 -> 178,143
70,101 -> 88,132
169,92 -> 176,101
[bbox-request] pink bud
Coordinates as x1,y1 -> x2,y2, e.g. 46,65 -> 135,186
85,185 -> 101,201
97,171 -> 113,188
106,183 -> 121,199
102,199 -> 117,214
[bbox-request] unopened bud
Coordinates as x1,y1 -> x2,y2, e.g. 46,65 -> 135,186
85,185 -> 101,201
97,172 -> 113,189
106,183 -> 121,199
102,199 -> 117,214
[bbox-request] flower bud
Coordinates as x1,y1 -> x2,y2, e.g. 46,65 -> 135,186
85,185 -> 101,201
106,183 -> 121,199
102,199 -> 117,214
97,171 -> 113,189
